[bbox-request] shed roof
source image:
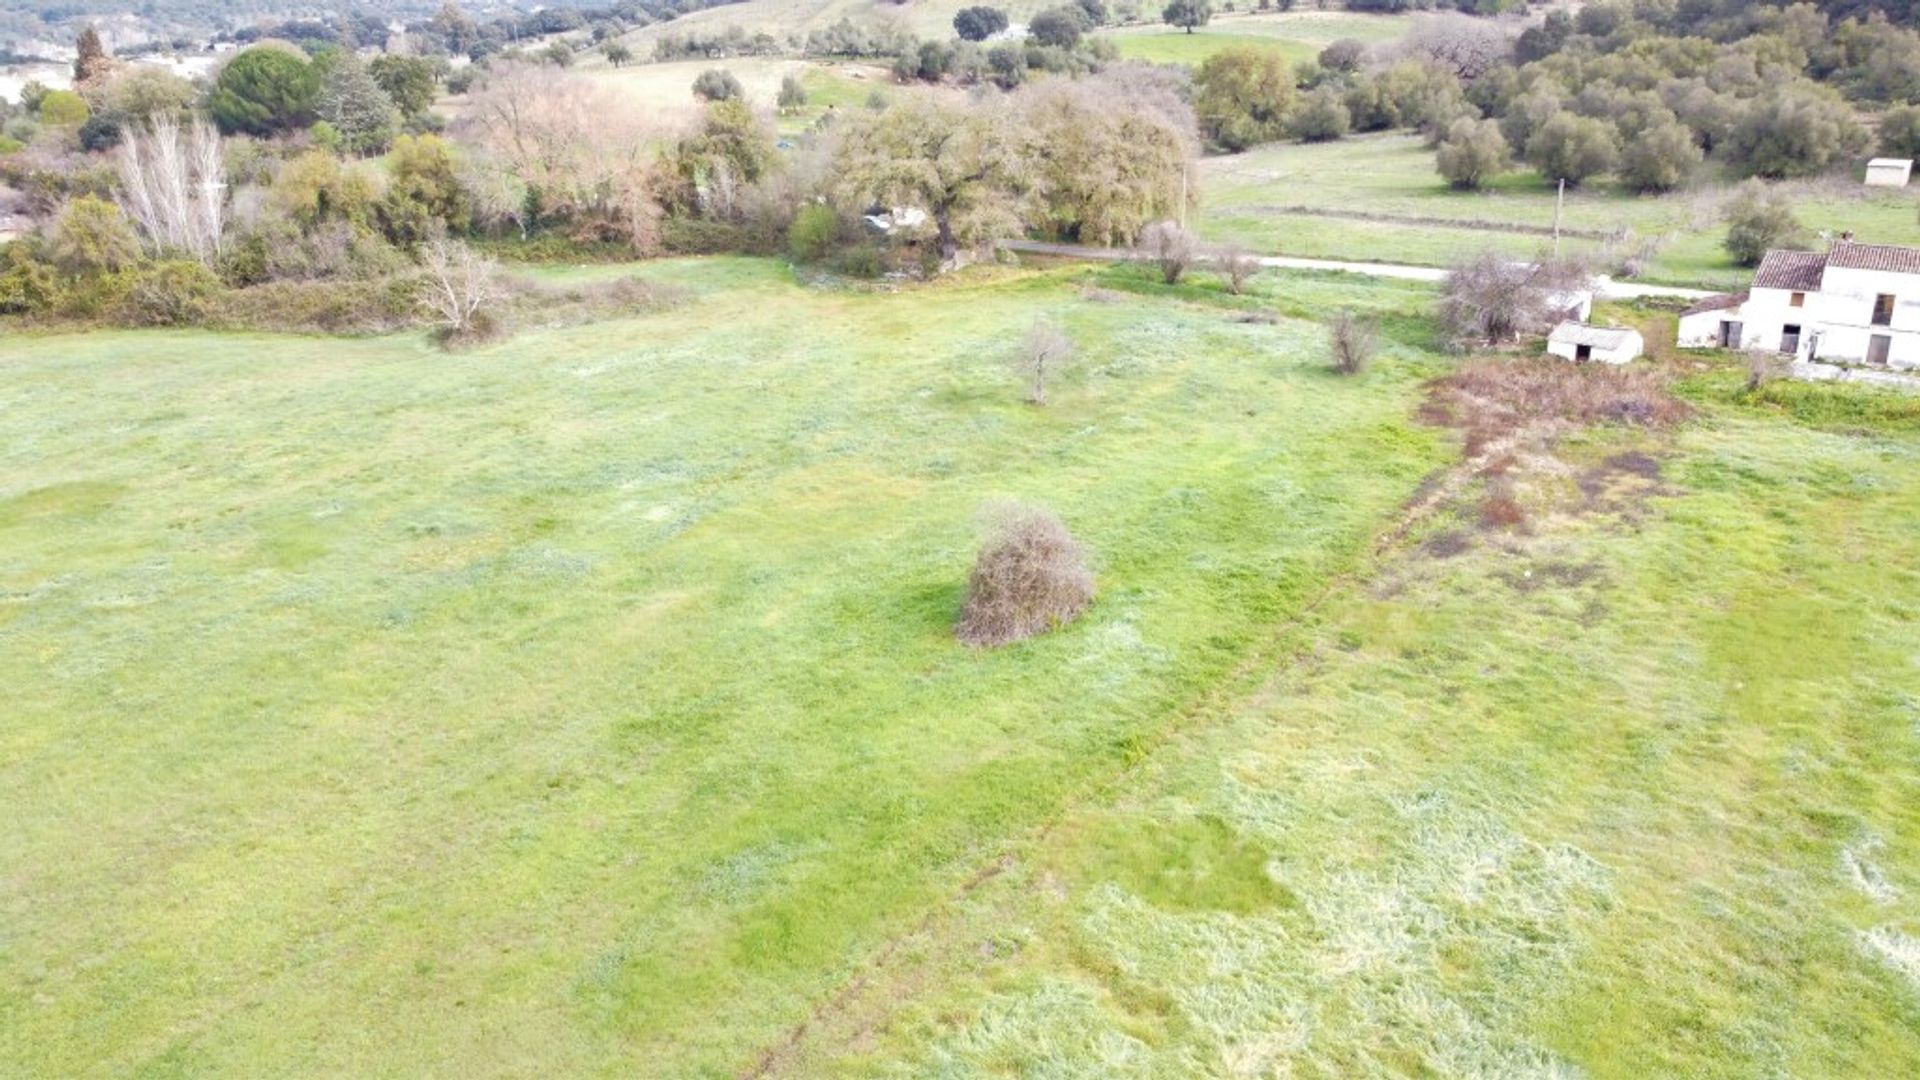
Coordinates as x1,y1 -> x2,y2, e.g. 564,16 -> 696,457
1549,322 -> 1639,349
1868,158 -> 1914,169
1827,239 -> 1920,275
1752,249 -> 1828,291
1680,291 -> 1747,318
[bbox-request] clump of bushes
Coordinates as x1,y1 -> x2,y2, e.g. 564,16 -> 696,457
956,503 -> 1095,648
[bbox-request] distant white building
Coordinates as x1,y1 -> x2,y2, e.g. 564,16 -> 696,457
1674,239 -> 1920,370
1867,158 -> 1914,187
1548,322 -> 1643,364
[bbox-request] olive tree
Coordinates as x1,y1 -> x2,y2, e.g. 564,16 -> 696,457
1162,0 -> 1211,35
1524,112 -> 1618,186
953,5 -> 1010,41
1618,117 -> 1702,193
1721,181 -> 1806,268
1434,117 -> 1509,190
1193,46 -> 1292,151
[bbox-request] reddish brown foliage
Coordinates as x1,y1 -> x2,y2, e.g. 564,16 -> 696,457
956,505 -> 1095,648
1424,358 -> 1692,451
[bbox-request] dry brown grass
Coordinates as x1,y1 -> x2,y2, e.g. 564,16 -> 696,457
956,504 -> 1095,648
1423,357 -> 1692,453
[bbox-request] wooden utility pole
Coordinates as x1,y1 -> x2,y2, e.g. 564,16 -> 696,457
1552,178 -> 1565,258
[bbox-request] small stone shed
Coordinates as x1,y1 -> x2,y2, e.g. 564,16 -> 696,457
1548,322 -> 1644,365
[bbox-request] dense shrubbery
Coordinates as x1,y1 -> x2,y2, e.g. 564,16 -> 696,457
0,10 -> 1198,338
1179,3 -> 1896,194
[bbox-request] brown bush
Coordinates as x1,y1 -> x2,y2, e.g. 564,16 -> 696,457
956,504 -> 1095,648
1215,245 -> 1260,294
209,277 -> 426,334
1139,220 -> 1196,285
1424,358 -> 1692,449
1329,310 -> 1378,375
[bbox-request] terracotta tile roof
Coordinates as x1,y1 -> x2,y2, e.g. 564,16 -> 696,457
1827,239 -> 1920,274
1680,291 -> 1747,317
1752,250 -> 1828,291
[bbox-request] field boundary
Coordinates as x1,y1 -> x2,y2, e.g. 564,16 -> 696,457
1237,204 -> 1626,242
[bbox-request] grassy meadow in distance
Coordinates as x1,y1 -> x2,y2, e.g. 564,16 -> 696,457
1199,134 -> 1920,289
0,258 -> 1451,1077
1104,10 -> 1412,67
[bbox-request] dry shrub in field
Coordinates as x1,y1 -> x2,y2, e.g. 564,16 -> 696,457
1744,346 -> 1788,392
1328,310 -> 1378,375
1139,220 -> 1196,285
1017,318 -> 1076,405
1215,245 -> 1259,294
956,504 -> 1094,648
1480,476 -> 1528,532
1424,358 -> 1692,452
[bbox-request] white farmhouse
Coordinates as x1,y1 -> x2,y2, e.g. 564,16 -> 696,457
1548,322 -> 1643,364
1674,240 -> 1920,370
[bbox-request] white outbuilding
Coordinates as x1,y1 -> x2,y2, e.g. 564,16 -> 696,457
1676,291 -> 1749,349
1548,322 -> 1644,364
1866,158 -> 1914,187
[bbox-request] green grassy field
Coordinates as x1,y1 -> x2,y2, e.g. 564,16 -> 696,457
752,340 -> 1920,1078
8,256 -> 1920,1077
1104,10 -> 1412,67
0,258 -> 1452,1077
1200,134 -> 1920,289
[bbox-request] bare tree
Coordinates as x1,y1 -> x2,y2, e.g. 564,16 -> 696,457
419,238 -> 506,345
1329,310 -> 1378,374
117,114 -> 226,264
1438,251 -> 1591,350
1214,245 -> 1259,294
1140,220 -> 1196,285
1017,318 -> 1076,405
1400,13 -> 1513,82
455,63 -> 667,253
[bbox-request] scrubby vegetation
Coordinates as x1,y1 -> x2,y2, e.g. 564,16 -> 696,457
956,502 -> 1096,646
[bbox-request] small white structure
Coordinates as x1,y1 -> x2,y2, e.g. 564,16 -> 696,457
861,206 -> 928,234
1677,291 -> 1748,348
1678,240 -> 1920,369
1545,287 -> 1594,325
1867,158 -> 1914,188
1549,322 -> 1643,364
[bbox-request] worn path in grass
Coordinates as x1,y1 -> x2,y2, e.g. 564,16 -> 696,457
764,360 -> 1920,1077
0,258 -> 1454,1077
1002,239 -> 1718,301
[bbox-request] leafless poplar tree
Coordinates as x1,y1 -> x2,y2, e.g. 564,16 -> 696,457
117,114 -> 225,263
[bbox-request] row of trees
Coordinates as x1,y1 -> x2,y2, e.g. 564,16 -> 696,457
1183,4 -> 1919,195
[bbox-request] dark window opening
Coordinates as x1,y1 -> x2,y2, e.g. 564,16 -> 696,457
1874,294 -> 1896,326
